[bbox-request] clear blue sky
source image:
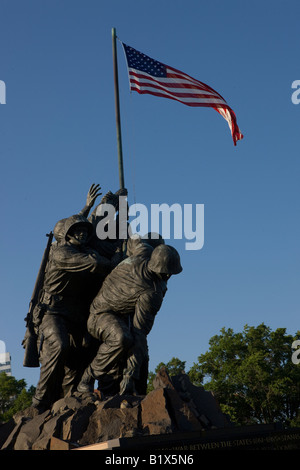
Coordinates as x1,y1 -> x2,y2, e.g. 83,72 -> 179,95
0,0 -> 299,388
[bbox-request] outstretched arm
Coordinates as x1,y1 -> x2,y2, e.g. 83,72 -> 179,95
79,183 -> 102,217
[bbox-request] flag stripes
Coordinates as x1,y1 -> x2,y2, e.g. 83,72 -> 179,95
122,43 -> 243,145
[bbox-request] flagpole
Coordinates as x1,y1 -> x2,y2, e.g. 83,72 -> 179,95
112,27 -> 125,189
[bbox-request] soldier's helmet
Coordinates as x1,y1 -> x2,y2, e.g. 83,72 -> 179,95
63,214 -> 94,241
53,218 -> 67,243
148,244 -> 183,275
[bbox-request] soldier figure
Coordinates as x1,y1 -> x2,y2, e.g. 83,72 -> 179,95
32,214 -> 120,410
77,236 -> 183,396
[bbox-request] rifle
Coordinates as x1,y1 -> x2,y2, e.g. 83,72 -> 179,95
22,231 -> 53,367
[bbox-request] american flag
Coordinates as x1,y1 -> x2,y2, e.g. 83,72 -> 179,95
122,43 -> 243,146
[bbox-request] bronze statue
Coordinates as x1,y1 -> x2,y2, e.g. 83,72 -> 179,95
27,183 -> 183,410
31,185 -> 124,410
77,236 -> 182,397
31,215 -> 110,409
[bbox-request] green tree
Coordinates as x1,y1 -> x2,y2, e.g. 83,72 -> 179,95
0,372 -> 35,422
189,324 -> 300,426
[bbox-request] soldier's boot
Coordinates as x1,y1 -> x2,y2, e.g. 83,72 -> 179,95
77,366 -> 95,394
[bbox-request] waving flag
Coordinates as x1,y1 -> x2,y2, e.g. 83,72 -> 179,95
122,43 -> 243,146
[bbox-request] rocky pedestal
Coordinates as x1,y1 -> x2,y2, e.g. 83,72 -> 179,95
0,368 -> 229,450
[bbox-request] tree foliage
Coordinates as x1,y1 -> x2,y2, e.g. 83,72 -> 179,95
150,324 -> 300,427
0,372 -> 35,422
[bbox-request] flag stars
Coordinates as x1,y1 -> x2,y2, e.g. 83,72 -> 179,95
124,44 -> 166,77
